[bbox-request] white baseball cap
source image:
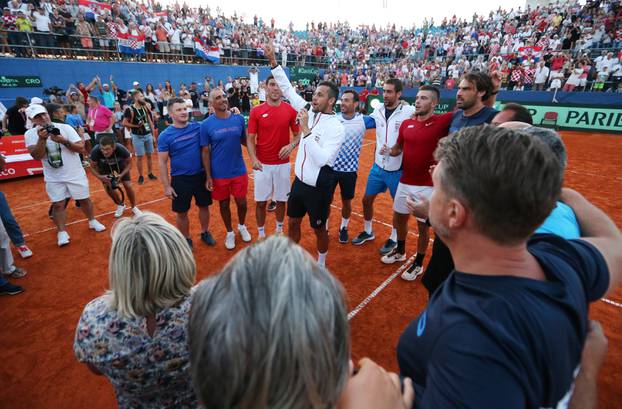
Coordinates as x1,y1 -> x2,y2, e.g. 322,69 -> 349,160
26,104 -> 47,119
133,81 -> 139,86
30,97 -> 44,104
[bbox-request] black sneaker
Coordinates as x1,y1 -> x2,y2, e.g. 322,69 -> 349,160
0,282 -> 24,295
267,201 -> 277,212
200,231 -> 216,246
186,238 -> 193,249
339,227 -> 349,244
138,175 -> 145,185
379,239 -> 397,255
148,173 -> 158,180
352,231 -> 375,245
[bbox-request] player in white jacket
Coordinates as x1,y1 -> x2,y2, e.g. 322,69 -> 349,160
265,42 -> 345,267
351,78 -> 416,255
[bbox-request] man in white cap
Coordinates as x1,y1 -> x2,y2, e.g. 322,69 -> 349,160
24,104 -> 106,246
24,97 -> 44,130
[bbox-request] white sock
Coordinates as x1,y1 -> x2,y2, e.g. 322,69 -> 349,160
390,228 -> 398,242
364,220 -> 372,234
276,221 -> 283,232
317,251 -> 327,266
258,226 -> 265,237
237,224 -> 245,231
340,218 -> 350,229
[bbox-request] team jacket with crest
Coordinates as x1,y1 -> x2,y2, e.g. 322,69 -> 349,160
271,65 -> 345,187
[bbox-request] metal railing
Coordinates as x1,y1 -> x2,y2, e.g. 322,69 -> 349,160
1,30 -> 620,91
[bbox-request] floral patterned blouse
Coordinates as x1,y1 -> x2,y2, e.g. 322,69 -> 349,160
73,294 -> 198,409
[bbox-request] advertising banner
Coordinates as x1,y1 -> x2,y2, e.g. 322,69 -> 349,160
0,135 -> 43,180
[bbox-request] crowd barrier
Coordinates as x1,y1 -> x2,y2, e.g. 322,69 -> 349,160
0,135 -> 43,180
355,88 -> 622,134
1,58 -> 621,135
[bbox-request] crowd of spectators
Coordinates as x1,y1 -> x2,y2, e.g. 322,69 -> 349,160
1,0 -> 621,91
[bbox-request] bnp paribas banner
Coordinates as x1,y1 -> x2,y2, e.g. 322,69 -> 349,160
365,95 -> 621,133
496,103 -> 622,133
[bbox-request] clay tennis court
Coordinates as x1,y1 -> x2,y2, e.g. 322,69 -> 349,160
0,129 -> 621,408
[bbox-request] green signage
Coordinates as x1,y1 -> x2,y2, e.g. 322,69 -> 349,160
0,76 -> 42,88
365,95 -> 455,114
497,102 -> 622,132
289,67 -> 319,87
365,95 -> 622,133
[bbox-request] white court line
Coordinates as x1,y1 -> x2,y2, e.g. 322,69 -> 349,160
332,204 -> 420,239
22,197 -> 168,238
348,254 -> 416,320
12,188 -> 107,211
601,298 -> 622,309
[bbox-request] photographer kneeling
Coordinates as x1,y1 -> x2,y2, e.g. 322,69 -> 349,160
89,135 -> 141,218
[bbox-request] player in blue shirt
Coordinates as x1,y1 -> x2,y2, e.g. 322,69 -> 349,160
200,89 -> 251,250
397,125 -> 622,409
157,97 -> 215,249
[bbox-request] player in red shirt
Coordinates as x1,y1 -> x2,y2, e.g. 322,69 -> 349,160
247,74 -> 301,238
379,86 -> 452,281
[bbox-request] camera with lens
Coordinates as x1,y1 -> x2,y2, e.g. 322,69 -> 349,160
43,124 -> 61,136
108,175 -> 120,189
42,86 -> 64,96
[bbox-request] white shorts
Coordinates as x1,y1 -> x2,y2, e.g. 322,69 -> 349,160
46,177 -> 90,202
253,163 -> 291,202
393,183 -> 433,216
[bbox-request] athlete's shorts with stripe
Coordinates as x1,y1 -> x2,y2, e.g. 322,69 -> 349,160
171,172 -> 212,213
330,170 -> 357,201
364,163 -> 402,198
287,166 -> 335,229
393,183 -> 434,217
212,174 -> 248,201
253,163 -> 291,202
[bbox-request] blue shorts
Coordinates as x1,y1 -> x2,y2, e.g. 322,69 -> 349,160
131,133 -> 154,156
364,163 -> 402,198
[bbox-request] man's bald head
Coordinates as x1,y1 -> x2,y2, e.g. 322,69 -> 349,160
209,88 -> 225,101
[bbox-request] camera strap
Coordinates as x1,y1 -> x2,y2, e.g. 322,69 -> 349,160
106,150 -> 122,176
45,141 -> 64,168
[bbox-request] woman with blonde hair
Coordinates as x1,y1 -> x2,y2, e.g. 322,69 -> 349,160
74,212 -> 198,409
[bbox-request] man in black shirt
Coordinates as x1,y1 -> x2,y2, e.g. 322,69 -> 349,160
397,125 -> 622,409
189,82 -> 200,110
122,90 -> 157,185
89,135 -> 140,217
2,97 -> 28,135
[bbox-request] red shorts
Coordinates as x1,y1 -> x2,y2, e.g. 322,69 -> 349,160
212,174 -> 248,201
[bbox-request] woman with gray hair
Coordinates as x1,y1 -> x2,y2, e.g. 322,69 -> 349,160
74,212 -> 198,409
189,236 -> 413,409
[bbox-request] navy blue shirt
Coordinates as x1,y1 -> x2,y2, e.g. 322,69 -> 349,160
200,113 -> 247,179
157,122 -> 204,176
449,106 -> 498,133
398,235 -> 609,409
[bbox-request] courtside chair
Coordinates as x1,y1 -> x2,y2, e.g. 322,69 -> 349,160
540,111 -> 559,130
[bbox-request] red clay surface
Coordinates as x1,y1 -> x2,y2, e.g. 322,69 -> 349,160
0,130 -> 620,408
